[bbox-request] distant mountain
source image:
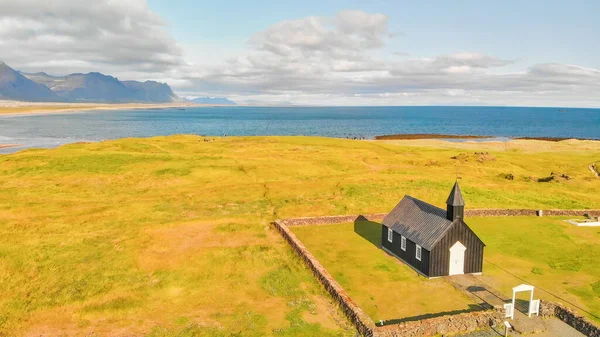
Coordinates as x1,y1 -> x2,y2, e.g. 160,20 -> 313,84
0,61 -> 61,101
23,71 -> 181,103
122,81 -> 180,103
190,97 -> 237,105
0,61 -> 181,103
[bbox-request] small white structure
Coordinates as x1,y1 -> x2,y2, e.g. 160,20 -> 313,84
529,299 -> 540,316
504,303 -> 514,318
509,284 -> 539,319
503,321 -> 512,337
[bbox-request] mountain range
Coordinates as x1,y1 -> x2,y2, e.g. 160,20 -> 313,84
190,97 -> 237,105
0,61 -> 59,102
0,61 -> 181,103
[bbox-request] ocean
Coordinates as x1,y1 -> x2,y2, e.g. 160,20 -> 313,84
1,106 -> 598,153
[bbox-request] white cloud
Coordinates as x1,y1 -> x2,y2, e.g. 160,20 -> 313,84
1,3 -> 598,107
0,0 -> 183,79
176,10 -> 599,106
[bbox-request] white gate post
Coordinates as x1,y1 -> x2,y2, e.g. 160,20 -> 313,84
511,289 -> 516,319
528,288 -> 534,317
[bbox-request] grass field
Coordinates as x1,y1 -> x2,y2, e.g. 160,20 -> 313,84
291,221 -> 479,322
0,135 -> 599,335
467,216 -> 600,323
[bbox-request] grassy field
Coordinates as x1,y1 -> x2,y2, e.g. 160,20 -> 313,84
0,135 -> 599,335
468,216 -> 600,323
291,221 -> 479,322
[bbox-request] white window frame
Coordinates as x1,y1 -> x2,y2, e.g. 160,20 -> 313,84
401,236 -> 406,251
416,245 -> 422,261
387,228 -> 393,243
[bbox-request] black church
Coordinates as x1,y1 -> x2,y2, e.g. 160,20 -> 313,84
381,182 -> 485,278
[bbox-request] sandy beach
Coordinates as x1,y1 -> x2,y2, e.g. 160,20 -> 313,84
0,100 -> 210,116
0,144 -> 19,149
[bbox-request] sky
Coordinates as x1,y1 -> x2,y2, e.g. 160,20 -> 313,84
0,0 -> 599,106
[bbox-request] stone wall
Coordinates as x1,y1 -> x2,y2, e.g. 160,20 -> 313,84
540,301 -> 600,337
273,219 -> 502,337
280,213 -> 387,227
543,209 -> 600,217
280,209 -> 600,227
464,209 -> 537,217
374,310 -> 502,337
272,220 -> 377,336
275,211 -> 600,336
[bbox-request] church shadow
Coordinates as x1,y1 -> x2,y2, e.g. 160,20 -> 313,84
465,285 -> 509,310
353,216 -> 382,248
381,304 -> 485,325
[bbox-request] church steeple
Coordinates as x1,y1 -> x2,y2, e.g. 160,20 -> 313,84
446,181 -> 465,221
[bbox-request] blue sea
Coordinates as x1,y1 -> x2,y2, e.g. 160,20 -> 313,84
1,106 -> 599,153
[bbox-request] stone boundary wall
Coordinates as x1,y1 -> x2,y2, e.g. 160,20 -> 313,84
280,209 -> 600,227
540,301 -> 600,337
375,310 -> 502,337
273,220 -> 377,336
542,209 -> 600,217
273,219 -> 503,336
280,213 -> 387,227
276,209 -> 600,336
465,209 -> 537,217
466,209 -> 600,217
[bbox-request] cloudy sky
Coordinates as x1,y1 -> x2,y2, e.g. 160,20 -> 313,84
1,0 -> 599,106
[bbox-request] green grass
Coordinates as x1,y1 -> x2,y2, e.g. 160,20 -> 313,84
0,135 -> 599,335
291,221 -> 479,321
468,216 -> 600,323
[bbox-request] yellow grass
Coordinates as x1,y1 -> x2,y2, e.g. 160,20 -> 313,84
291,221 -> 479,322
0,135 -> 599,335
468,216 -> 600,323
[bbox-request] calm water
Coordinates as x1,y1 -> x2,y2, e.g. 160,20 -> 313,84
1,106 -> 598,153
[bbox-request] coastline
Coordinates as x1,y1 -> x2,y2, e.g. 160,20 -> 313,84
375,133 -> 491,140
374,133 -> 599,142
0,100 -> 233,116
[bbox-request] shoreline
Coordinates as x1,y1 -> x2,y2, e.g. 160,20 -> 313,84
2,135 -> 600,155
375,134 -> 492,140
374,133 -> 600,142
0,101 -> 234,116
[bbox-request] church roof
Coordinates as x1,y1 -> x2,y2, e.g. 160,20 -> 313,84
382,195 -> 457,250
446,181 -> 465,206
